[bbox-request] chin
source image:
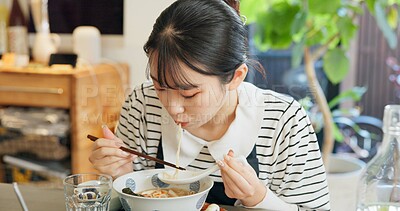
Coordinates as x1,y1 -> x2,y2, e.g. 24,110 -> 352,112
181,123 -> 194,129
181,122 -> 200,130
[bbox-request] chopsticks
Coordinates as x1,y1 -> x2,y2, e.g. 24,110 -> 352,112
87,134 -> 186,171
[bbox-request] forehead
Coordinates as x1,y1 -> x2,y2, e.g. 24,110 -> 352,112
148,52 -> 210,88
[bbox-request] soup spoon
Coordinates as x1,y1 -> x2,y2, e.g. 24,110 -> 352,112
158,164 -> 220,185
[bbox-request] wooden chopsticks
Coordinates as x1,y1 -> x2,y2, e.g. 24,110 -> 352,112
87,134 -> 186,171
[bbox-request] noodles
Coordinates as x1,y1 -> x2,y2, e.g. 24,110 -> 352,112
174,124 -> 183,178
161,123 -> 183,180
122,187 -> 195,198
137,188 -> 195,198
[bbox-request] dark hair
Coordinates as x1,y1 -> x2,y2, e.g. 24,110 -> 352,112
144,0 -> 263,89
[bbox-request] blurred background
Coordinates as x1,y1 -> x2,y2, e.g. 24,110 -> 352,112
0,0 -> 399,193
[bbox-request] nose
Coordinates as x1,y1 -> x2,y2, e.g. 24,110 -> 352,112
165,91 -> 185,116
169,105 -> 184,116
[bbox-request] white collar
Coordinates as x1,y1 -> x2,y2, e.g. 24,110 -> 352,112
160,82 -> 264,168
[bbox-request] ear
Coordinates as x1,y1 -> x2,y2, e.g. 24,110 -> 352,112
227,63 -> 248,91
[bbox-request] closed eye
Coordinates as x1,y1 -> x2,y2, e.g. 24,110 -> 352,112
181,92 -> 199,99
155,87 -> 167,91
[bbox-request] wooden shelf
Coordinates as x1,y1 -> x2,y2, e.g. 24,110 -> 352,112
0,63 -> 130,174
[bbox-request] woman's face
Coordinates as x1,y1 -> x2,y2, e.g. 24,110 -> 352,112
150,61 -> 232,130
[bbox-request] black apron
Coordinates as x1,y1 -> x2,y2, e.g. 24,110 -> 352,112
155,138 -> 259,206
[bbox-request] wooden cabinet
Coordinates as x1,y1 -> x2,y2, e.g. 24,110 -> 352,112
0,64 -> 130,174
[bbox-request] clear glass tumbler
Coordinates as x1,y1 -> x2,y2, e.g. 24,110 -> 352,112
63,173 -> 113,211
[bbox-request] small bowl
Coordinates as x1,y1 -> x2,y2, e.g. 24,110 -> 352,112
113,169 -> 214,211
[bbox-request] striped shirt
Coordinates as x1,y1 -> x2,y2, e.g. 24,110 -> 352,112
116,81 -> 330,210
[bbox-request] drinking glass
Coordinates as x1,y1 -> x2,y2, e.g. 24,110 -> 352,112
63,173 -> 112,211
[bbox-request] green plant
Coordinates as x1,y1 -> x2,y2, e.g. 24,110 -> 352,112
300,86 -> 367,139
241,0 -> 399,168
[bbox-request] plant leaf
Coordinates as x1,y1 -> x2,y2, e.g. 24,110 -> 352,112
306,30 -> 325,46
291,11 -> 307,35
253,1 -> 300,50
309,0 -> 341,14
374,2 -> 397,49
267,2 -> 300,34
333,123 -> 344,142
366,0 -> 377,14
305,14 -> 339,47
343,3 -> 364,14
328,86 -> 367,109
387,7 -> 398,29
337,17 -> 358,49
253,12 -> 272,51
270,31 -> 294,49
388,0 -> 400,4
323,48 -> 349,84
292,39 -> 305,68
240,0 -> 269,24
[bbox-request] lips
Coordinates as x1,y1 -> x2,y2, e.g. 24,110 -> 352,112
175,121 -> 189,127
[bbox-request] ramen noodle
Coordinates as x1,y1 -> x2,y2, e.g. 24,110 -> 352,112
138,188 -> 195,198
158,124 -> 184,180
174,124 -> 183,178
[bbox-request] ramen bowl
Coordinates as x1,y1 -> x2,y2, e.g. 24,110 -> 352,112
113,169 -> 214,211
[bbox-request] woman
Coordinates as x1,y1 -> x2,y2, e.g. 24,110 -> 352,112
89,0 -> 330,210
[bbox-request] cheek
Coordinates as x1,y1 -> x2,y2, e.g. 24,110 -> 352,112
183,91 -> 225,116
200,88 -> 225,108
155,91 -> 167,105
155,91 -> 173,109
156,91 -> 182,107
184,93 -> 213,109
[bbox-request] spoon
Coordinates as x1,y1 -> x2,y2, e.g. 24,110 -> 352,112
158,164 -> 220,185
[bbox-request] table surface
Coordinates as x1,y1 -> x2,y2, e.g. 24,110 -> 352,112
0,183 -> 259,211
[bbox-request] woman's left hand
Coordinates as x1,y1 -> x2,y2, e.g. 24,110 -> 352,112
218,150 -> 267,207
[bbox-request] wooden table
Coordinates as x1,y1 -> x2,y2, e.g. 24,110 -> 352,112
0,183 -> 258,211
0,183 -> 64,211
0,64 -> 130,174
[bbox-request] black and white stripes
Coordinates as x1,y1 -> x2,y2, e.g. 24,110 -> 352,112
115,81 -> 330,210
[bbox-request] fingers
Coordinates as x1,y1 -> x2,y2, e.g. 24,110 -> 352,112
89,126 -> 135,178
91,137 -> 125,150
93,156 -> 133,170
91,125 -> 125,150
218,151 -> 263,200
94,158 -> 134,178
102,125 -> 118,140
90,147 -> 134,163
219,155 -> 254,197
221,151 -> 256,179
89,145 -> 136,178
89,137 -> 136,170
221,169 -> 252,198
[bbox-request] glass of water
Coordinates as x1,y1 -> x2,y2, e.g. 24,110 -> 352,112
63,173 -> 113,211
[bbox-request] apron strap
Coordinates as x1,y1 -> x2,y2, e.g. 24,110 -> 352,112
155,138 -> 165,169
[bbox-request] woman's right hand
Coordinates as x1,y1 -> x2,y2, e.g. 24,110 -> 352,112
89,125 -> 136,178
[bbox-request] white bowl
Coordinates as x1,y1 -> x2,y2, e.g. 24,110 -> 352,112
113,169 -> 214,211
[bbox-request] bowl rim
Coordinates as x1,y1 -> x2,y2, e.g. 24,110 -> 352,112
64,173 -> 113,187
113,169 -> 214,200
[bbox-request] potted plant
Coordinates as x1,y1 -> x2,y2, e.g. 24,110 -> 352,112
240,0 -> 399,209
241,0 -> 398,166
